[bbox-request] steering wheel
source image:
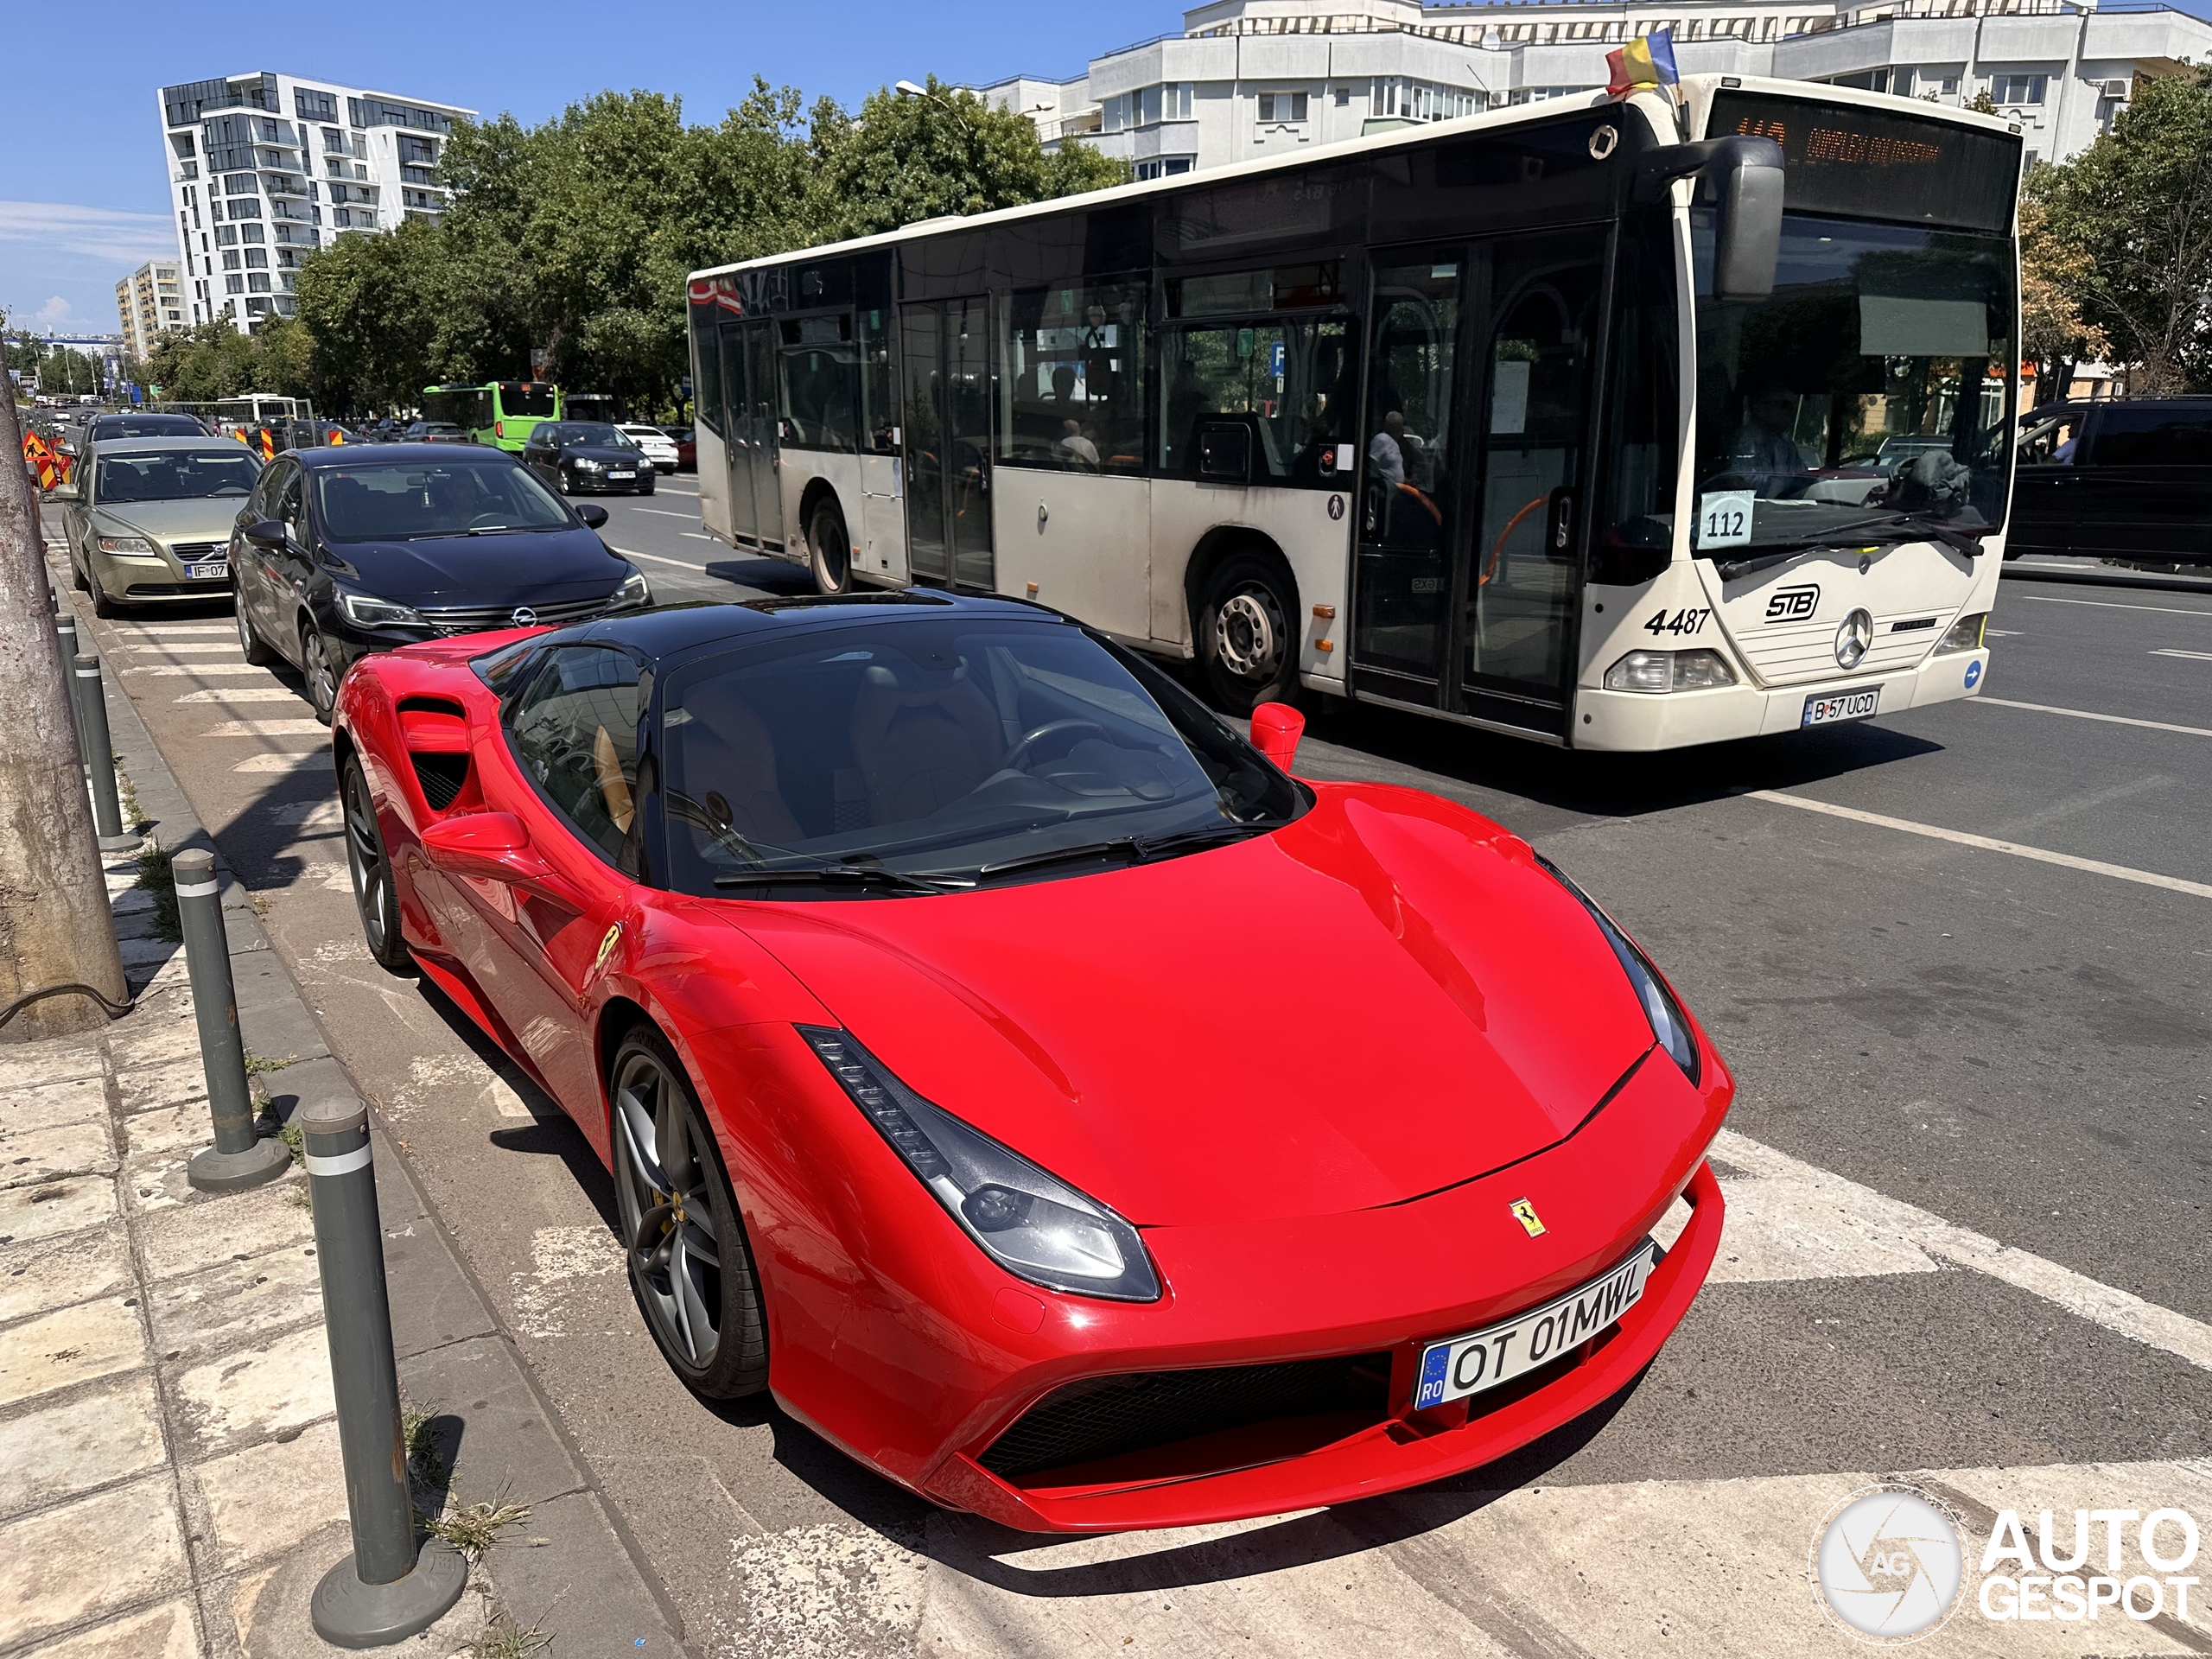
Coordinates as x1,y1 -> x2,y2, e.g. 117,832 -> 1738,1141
1001,719 -> 1108,772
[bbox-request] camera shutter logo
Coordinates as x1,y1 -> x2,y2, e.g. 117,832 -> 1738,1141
1811,1482 -> 1966,1643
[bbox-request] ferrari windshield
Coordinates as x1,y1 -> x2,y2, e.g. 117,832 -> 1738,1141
1692,214 -> 2014,555
662,615 -> 1303,894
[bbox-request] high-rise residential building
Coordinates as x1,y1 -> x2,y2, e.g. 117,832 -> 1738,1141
115,260 -> 183,359
156,72 -> 474,332
977,0 -> 2212,179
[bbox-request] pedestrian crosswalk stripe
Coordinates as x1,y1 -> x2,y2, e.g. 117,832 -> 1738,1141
1975,696 -> 2212,739
203,720 -> 327,738
120,623 -> 234,636
175,687 -> 302,704
124,642 -> 238,654
124,664 -> 267,677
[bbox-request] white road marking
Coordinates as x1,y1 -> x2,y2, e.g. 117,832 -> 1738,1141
1974,696 -> 2212,739
682,532 -> 715,542
124,664 -> 268,677
175,686 -> 302,704
203,719 -> 327,738
2016,593 -> 2212,620
1986,627 -> 2023,637
232,753 -> 323,772
2151,647 -> 2212,661
120,623 -> 233,636
124,642 -> 238,654
1714,1129 -> 2212,1370
611,547 -> 705,571
628,507 -> 694,518
270,801 -> 342,830
1745,789 -> 2212,900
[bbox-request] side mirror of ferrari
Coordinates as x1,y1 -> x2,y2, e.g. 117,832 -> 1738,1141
1249,701 -> 1306,772
419,811 -> 550,882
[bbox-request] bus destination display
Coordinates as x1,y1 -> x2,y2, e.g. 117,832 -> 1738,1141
1707,92 -> 2021,233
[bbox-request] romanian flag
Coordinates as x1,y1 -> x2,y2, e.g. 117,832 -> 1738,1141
1607,29 -> 1680,98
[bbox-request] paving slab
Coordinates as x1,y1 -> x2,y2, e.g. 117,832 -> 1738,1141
139,1187 -> 315,1286
468,1490 -> 690,1659
0,1472 -> 190,1651
0,1228 -> 134,1325
147,1244 -> 326,1366
188,1419 -> 349,1575
0,1294 -> 148,1410
170,1323 -> 335,1459
118,1057 -> 211,1117
396,1336 -> 586,1510
16,1598 -> 200,1659
0,1116 -> 118,1190
0,1074 -> 110,1133
0,1371 -> 168,1519
0,1174 -> 119,1249
0,1040 -> 104,1094
222,1520 -> 489,1659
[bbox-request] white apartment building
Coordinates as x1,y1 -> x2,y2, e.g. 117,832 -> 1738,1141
979,0 -> 2212,178
156,72 -> 474,332
114,260 -> 182,360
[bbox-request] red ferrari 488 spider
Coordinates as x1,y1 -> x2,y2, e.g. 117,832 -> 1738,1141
333,591 -> 1732,1533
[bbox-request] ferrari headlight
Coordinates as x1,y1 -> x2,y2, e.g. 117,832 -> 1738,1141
1935,612 -> 1986,655
613,570 -> 651,608
339,590 -> 425,628
1603,648 -> 1738,693
96,534 -> 160,558
798,1026 -> 1161,1301
1534,855 -> 1700,1086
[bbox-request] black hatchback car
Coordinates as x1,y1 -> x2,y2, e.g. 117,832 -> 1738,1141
520,422 -> 656,496
2011,397 -> 2212,564
229,445 -> 652,721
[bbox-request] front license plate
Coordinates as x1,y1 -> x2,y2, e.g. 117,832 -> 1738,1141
184,561 -> 229,581
1413,1243 -> 1659,1410
607,470 -> 635,480
1802,686 -> 1879,728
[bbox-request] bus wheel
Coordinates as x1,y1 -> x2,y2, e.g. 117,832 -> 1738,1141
810,496 -> 853,594
1198,551 -> 1297,713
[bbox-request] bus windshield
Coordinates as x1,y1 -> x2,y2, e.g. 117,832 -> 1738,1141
1691,213 -> 2014,556
499,383 -> 557,417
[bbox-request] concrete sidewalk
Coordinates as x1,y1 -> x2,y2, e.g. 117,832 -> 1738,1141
2,563 -> 690,1659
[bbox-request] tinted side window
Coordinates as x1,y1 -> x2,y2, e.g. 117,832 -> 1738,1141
275,467 -> 307,541
248,459 -> 290,521
778,315 -> 860,452
509,646 -> 645,868
2088,407 -> 2212,467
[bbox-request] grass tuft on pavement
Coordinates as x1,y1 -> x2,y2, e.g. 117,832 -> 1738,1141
429,1500 -> 531,1564
132,843 -> 181,942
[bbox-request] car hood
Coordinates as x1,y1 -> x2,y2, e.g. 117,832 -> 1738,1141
716,785 -> 1660,1227
326,527 -> 631,607
94,500 -> 245,546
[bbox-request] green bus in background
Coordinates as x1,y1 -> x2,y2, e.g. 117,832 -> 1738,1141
420,382 -> 562,451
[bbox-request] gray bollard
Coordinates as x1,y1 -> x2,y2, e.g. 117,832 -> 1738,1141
298,1094 -> 467,1647
176,849 -> 291,1192
55,611 -> 87,773
74,656 -> 137,852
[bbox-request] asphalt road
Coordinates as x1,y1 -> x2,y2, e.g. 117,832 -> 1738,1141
50,493 -> 2212,1657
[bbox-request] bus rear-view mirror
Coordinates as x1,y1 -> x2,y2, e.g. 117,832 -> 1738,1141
1702,136 -> 1784,304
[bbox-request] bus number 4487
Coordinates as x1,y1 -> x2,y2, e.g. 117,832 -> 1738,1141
1642,607 -> 1709,637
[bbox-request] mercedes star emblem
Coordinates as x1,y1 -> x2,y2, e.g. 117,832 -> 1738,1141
1834,608 -> 1873,670
511,607 -> 538,628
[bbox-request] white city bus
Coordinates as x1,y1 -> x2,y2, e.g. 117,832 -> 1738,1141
684,75 -> 2019,748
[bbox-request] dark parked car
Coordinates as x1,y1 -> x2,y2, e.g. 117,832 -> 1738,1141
229,445 -> 652,722
402,421 -> 470,443
2010,397 -> 2212,563
520,422 -> 656,496
86,412 -> 208,442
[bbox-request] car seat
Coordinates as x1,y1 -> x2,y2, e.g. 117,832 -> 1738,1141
848,657 -> 1004,826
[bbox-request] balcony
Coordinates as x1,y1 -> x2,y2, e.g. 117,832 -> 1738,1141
263,173 -> 311,198
173,162 -> 199,182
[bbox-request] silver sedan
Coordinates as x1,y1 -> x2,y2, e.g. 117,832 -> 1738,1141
57,437 -> 263,616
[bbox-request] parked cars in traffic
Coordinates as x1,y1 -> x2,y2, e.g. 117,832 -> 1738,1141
2011,397 -> 2212,564
401,421 -> 471,444
86,412 -> 209,442
519,422 -> 657,495
54,438 -> 262,615
229,444 -> 651,722
331,590 -> 1732,1531
667,426 -> 696,472
616,423 -> 680,474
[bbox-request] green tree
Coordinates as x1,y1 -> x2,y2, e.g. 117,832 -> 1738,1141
2017,181 -> 2108,402
295,219 -> 451,411
2040,67 -> 2212,393
810,76 -> 1126,241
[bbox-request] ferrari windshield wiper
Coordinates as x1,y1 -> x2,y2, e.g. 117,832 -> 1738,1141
975,821 -> 1275,881
712,863 -> 969,896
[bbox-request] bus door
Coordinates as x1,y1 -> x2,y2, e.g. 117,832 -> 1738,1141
1351,228 -> 1605,737
717,319 -> 785,551
899,297 -> 993,589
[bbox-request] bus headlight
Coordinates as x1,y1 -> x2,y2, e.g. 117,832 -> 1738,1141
1603,648 -> 1738,692
1935,613 -> 1986,655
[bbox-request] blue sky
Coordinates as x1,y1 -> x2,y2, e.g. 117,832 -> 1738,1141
0,0 -> 1183,335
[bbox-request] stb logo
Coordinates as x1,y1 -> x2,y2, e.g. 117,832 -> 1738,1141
1811,1483 -> 1966,1644
1766,584 -> 1821,622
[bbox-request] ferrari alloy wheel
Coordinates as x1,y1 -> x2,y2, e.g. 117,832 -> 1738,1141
1198,550 -> 1298,712
609,1029 -> 768,1398
302,626 -> 338,725
341,754 -> 411,973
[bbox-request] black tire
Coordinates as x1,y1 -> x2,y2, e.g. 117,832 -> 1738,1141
235,592 -> 276,665
608,1027 -> 768,1399
638,477 -> 655,496
556,470 -> 573,496
809,494 -> 852,595
90,576 -> 120,620
341,753 -> 411,973
300,624 -> 338,726
1196,549 -> 1300,713
71,548 -> 90,592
